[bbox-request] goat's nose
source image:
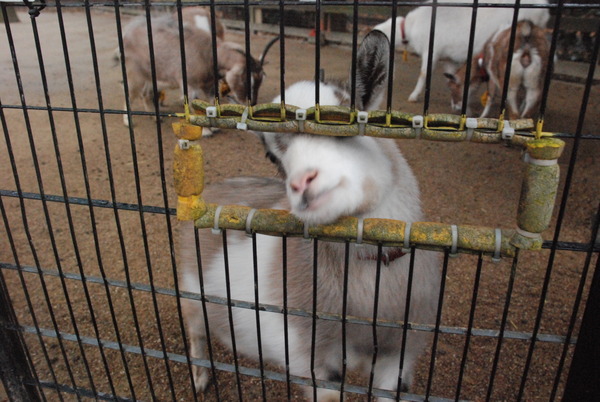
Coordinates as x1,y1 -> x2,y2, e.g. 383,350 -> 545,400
290,170 -> 318,193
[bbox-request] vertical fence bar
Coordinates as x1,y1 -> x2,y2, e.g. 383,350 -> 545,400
396,247 -> 416,398
423,0 -> 438,115
486,249 -> 520,400
314,0 -> 321,107
281,235 -> 291,400
497,0 -> 521,119
367,244 -> 384,400
563,247 -> 600,400
251,232 -> 268,399
0,213 -> 41,401
278,0 -> 286,107
221,230 -> 244,400
339,241 -> 350,400
385,0 -> 398,114
193,228 -> 221,401
455,252 -> 484,401
459,0 -> 479,117
424,249 -> 449,399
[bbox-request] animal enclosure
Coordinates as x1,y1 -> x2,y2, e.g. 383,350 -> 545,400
1,1 -> 599,401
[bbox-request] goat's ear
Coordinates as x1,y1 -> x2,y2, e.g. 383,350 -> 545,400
443,72 -> 457,83
354,30 -> 390,111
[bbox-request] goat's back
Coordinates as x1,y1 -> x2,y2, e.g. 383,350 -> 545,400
123,14 -> 215,90
404,0 -> 549,61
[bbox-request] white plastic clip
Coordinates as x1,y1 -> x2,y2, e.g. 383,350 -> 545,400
206,106 -> 217,117
450,224 -> 459,257
206,106 -> 218,129
357,111 -> 368,136
412,115 -> 424,138
402,222 -> 412,254
245,208 -> 257,237
356,218 -> 364,246
516,227 -> 541,239
178,139 -> 190,150
466,117 -> 477,141
502,120 -> 514,141
492,228 -> 502,262
523,153 -> 558,166
303,222 -> 311,241
296,109 -> 307,132
236,107 -> 249,131
211,205 -> 223,235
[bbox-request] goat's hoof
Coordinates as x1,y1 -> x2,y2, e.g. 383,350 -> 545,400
407,94 -> 419,103
193,367 -> 210,393
202,127 -> 220,137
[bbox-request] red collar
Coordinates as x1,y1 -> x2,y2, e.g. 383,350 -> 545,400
358,248 -> 407,266
476,52 -> 489,81
400,18 -> 408,45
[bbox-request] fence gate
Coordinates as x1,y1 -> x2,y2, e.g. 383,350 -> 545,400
1,0 -> 599,401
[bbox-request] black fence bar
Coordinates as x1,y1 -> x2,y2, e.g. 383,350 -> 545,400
563,250 -> 600,400
0,267 -> 41,401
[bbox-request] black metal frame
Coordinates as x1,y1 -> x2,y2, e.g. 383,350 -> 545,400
1,0 -> 599,401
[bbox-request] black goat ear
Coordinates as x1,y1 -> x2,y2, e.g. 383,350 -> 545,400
354,30 -> 390,111
444,72 -> 457,83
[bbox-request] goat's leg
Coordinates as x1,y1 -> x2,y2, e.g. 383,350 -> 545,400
123,79 -> 145,127
182,298 -> 210,393
521,86 -> 541,118
520,68 -> 543,118
480,82 -> 495,118
408,55 -> 435,102
506,76 -> 521,120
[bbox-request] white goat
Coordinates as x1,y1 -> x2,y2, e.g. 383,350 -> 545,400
445,19 -> 550,118
121,13 -> 264,128
373,0 -> 550,102
179,31 -> 441,400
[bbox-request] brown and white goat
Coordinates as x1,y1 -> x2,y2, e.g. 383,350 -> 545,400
373,0 -> 549,103
445,20 -> 550,119
121,13 -> 264,127
179,30 -> 441,400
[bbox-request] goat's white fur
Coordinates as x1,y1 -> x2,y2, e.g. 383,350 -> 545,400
179,31 -> 440,400
373,0 -> 550,102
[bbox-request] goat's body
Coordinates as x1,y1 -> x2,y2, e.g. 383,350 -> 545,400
446,20 -> 550,118
179,31 -> 440,400
374,0 -> 549,102
180,175 -> 439,397
122,15 -> 216,124
121,10 -> 263,128
481,20 -> 550,118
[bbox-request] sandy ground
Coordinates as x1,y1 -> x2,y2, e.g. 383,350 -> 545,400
1,7 -> 599,401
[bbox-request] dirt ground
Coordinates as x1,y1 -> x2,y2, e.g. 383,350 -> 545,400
1,7 -> 599,402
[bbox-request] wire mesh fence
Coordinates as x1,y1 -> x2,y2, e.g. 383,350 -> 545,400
1,0 -> 599,401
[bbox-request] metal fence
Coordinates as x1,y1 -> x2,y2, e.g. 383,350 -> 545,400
1,0 -> 599,401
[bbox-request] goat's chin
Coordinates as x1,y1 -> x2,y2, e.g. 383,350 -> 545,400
291,194 -> 360,226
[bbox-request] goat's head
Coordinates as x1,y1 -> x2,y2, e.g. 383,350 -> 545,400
219,37 -> 278,105
444,70 -> 465,113
257,30 -> 392,225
